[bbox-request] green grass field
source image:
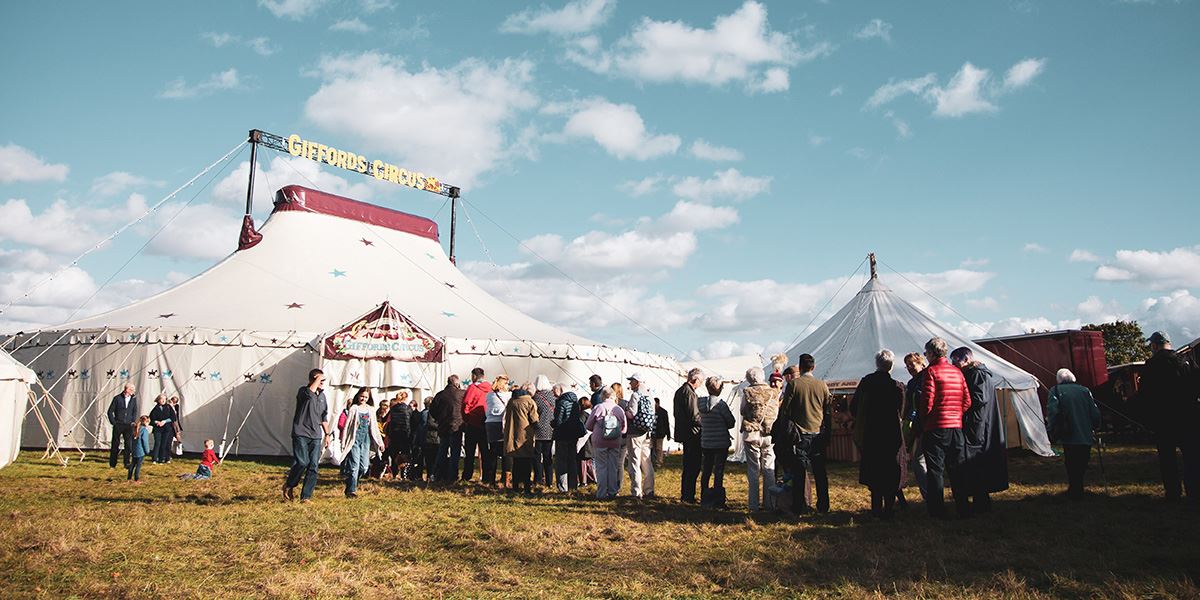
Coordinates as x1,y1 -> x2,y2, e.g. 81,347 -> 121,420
0,445 -> 1196,599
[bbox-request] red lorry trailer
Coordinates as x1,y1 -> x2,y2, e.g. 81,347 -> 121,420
975,329 -> 1109,412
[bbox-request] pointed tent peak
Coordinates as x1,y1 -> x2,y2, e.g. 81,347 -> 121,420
858,275 -> 891,294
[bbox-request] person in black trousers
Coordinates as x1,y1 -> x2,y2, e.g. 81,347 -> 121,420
106,384 -> 139,468
149,394 -> 176,464
673,368 -> 704,503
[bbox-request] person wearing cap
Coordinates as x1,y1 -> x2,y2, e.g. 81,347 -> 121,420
622,373 -> 656,498
1141,331 -> 1198,505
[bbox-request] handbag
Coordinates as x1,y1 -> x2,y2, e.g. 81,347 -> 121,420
173,439 -> 184,456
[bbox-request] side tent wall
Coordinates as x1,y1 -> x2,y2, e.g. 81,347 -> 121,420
0,379 -> 30,469
999,387 -> 1054,456
15,340 -> 316,457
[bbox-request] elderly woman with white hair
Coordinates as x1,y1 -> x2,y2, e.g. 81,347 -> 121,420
1047,368 -> 1102,500
740,365 -> 781,512
849,349 -> 906,519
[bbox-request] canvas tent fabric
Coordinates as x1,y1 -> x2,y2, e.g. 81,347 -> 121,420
9,185 -> 686,456
778,277 -> 1053,457
0,348 -> 36,469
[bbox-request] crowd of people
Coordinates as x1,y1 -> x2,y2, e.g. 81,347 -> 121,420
275,330 -> 1197,513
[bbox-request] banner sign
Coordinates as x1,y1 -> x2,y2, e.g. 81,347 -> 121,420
323,302 -> 443,362
285,133 -> 446,195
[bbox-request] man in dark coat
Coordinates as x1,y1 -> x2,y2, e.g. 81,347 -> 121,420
951,347 -> 1008,514
429,375 -> 465,483
1140,331 -> 1198,504
673,368 -> 703,503
106,384 -> 139,468
851,350 -> 905,518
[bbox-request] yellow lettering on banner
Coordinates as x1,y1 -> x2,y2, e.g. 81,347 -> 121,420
287,135 -> 302,156
334,150 -> 347,169
318,144 -> 329,163
281,133 -> 448,193
371,160 -> 384,180
415,173 -> 427,190
396,168 -> 409,187
385,164 -> 399,184
356,155 -> 368,173
308,142 -> 319,161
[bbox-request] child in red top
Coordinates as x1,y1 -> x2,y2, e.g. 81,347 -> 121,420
180,439 -> 220,480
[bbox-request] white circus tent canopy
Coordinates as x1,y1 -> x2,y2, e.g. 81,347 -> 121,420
9,185 -> 686,456
779,275 -> 1053,456
0,348 -> 36,469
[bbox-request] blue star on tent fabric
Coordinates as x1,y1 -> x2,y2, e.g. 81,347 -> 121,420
441,311 -> 456,317
330,269 -> 346,278
218,335 -> 229,343
425,252 -> 436,260
80,370 -> 90,380
119,369 -> 130,379
161,370 -> 172,379
210,372 -> 221,381
259,374 -> 272,384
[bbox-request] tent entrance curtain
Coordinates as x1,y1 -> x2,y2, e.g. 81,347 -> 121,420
998,388 -> 1054,457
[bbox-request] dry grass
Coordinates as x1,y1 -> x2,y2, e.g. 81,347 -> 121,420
0,445 -> 1196,599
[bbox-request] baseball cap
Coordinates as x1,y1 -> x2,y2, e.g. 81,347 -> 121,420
626,373 -> 644,383
1148,331 -> 1171,345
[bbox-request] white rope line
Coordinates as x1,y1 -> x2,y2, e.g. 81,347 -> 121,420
458,201 -> 498,268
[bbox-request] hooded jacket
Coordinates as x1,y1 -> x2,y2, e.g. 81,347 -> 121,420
698,396 -> 735,450
503,390 -> 539,457
462,379 -> 493,429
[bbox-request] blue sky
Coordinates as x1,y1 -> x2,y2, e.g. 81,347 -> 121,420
1,0 -> 1197,360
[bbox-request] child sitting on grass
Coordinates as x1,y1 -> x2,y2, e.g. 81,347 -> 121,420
180,439 -> 220,480
128,415 -> 151,484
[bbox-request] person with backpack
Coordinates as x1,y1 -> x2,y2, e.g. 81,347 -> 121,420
698,377 -> 736,508
552,385 -> 584,492
585,385 -> 627,499
622,373 -> 657,498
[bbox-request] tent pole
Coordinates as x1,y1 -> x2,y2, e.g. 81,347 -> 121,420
449,190 -> 460,264
245,130 -> 260,217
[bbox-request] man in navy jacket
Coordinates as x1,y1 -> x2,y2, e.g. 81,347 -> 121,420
106,384 -> 139,468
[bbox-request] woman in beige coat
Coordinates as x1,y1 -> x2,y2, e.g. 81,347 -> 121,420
504,386 -> 540,494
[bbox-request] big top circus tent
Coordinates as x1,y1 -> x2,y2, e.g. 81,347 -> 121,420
7,183 -> 687,457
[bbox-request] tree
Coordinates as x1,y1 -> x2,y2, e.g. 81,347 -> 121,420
1083,321 -> 1151,366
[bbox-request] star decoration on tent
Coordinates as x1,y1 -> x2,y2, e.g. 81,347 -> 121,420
161,370 -> 172,379
441,311 -> 456,318
359,238 -> 374,246
425,252 -> 436,260
259,374 -> 272,384
81,370 -> 90,380
470,345 -> 477,351
286,302 -> 304,309
330,269 -> 347,278
106,369 -> 116,379
444,282 -> 456,289
158,313 -> 175,319
194,371 -> 205,380
210,372 -> 221,381
218,335 -> 229,343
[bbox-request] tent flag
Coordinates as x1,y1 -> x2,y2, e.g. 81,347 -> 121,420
322,301 -> 443,362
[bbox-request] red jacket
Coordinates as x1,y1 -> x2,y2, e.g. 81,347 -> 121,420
200,448 -> 219,469
462,380 -> 492,429
919,357 -> 971,431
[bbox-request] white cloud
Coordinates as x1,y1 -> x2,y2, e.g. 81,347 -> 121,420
567,1 -> 828,94
361,0 -> 391,12
1141,290 -> 1200,343
671,168 -> 771,203
808,133 -> 828,147
561,98 -> 681,160
0,199 -> 102,253
985,316 -> 1081,337
865,74 -> 936,109
1003,58 -> 1045,91
501,0 -> 614,35
929,62 -> 996,117
89,172 -> 163,198
330,18 -> 371,33
689,139 -> 743,162
657,201 -> 739,233
961,257 -> 989,267
0,268 -> 177,332
829,85 -> 844,97
1023,242 -> 1047,253
618,175 -> 664,197
201,33 -> 277,55
846,147 -> 869,160
686,340 -> 771,361
1075,295 -> 1129,324
0,144 -> 69,184
1068,249 -> 1100,263
854,18 -> 892,43
259,0 -> 325,20
1093,245 -> 1200,289
967,296 -> 1000,311
145,202 -> 241,260
884,110 -> 911,138
304,53 -> 537,187
210,156 -> 380,214
158,68 -> 243,99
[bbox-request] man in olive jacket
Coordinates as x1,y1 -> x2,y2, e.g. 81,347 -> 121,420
780,354 -> 831,513
673,368 -> 703,503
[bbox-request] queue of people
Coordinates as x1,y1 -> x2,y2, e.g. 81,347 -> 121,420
277,330 -> 1198,515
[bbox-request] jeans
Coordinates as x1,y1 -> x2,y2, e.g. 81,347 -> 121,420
286,435 -> 323,500
153,427 -> 173,463
110,423 -> 133,468
127,455 -> 144,481
595,446 -> 621,499
422,442 -> 439,481
680,439 -> 702,503
922,428 -> 967,518
511,456 -> 533,493
485,422 -> 507,485
743,431 -> 775,511
700,447 -> 728,504
651,436 -> 665,468
434,430 -> 463,482
793,432 -> 829,513
555,439 -> 580,491
1064,444 -> 1091,499
462,426 -> 490,482
909,439 -> 929,502
1156,433 -> 1199,502
624,433 -> 655,497
344,425 -> 371,496
533,440 -> 554,486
